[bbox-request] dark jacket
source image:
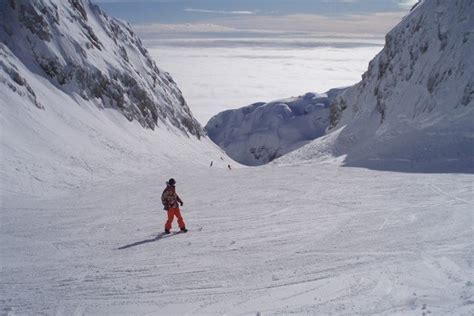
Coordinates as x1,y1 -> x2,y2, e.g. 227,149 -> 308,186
161,183 -> 182,210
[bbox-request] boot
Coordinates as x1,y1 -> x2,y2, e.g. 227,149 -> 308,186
180,227 -> 188,233
164,229 -> 170,234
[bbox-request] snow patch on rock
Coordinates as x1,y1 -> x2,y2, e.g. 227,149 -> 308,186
0,0 -> 202,136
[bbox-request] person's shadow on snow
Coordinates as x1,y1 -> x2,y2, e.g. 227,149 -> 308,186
116,232 -> 180,250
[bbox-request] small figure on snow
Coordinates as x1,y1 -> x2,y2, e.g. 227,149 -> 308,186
210,161 -> 213,167
161,178 -> 187,234
227,164 -> 232,170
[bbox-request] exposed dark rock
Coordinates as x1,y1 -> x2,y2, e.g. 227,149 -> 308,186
0,0 -> 203,137
18,3 -> 51,41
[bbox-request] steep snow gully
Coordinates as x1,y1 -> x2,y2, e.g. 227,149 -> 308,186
1,0 -> 473,315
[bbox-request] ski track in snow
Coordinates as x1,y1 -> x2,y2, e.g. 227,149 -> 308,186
1,164 -> 473,315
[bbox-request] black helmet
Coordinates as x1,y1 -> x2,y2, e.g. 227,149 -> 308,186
168,178 -> 176,186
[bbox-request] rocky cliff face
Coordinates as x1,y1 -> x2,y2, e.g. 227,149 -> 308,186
0,0 -> 203,137
330,0 -> 473,129
319,0 -> 474,171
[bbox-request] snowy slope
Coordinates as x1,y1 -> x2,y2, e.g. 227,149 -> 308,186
205,89 -> 344,166
0,0 -> 233,196
0,62 -> 230,197
1,0 -> 473,314
280,0 -> 474,172
1,163 -> 473,314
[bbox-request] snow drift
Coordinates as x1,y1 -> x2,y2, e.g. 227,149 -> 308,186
280,0 -> 474,172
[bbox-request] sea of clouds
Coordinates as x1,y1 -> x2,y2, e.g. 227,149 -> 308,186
145,34 -> 383,124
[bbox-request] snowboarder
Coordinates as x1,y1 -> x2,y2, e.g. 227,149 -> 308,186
161,178 -> 187,234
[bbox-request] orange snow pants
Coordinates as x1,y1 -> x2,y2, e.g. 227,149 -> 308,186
165,207 -> 186,230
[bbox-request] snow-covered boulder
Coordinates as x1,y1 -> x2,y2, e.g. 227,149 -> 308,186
0,0 -> 202,137
280,0 -> 474,172
205,89 -> 344,166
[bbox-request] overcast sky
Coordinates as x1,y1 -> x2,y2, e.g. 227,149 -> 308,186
94,0 -> 418,36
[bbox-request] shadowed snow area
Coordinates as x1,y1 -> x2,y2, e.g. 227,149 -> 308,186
1,163 -> 473,314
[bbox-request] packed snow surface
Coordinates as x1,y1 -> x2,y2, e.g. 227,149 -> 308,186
1,162 -> 473,314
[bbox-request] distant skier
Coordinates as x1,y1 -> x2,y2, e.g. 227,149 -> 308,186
161,178 -> 187,234
227,164 -> 232,170
210,161 -> 213,167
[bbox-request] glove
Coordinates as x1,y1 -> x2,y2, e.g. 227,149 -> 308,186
180,201 -> 183,206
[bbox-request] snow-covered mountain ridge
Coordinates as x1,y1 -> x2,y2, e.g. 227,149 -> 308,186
280,0 -> 474,172
205,89 -> 345,166
330,0 -> 473,129
208,0 -> 474,172
1,0 -> 202,136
